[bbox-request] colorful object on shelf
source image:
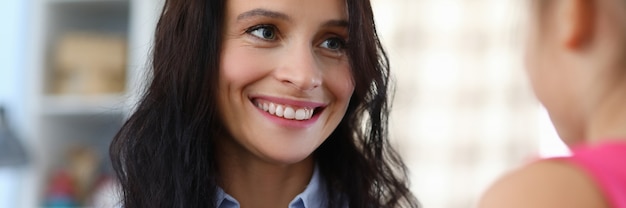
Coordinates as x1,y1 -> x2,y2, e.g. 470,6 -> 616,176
44,146 -> 110,207
44,170 -> 78,208
66,146 -> 100,204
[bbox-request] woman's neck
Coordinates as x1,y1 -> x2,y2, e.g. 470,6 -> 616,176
586,79 -> 626,143
216,139 -> 314,208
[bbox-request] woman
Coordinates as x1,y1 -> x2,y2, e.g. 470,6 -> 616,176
110,0 -> 419,207
479,0 -> 626,207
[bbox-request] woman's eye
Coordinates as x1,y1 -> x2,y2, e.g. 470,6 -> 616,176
247,25 -> 277,40
320,37 -> 346,50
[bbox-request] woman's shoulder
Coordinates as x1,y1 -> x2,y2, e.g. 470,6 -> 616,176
478,159 -> 609,208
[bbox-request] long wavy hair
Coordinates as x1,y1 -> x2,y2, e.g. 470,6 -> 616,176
110,0 -> 419,207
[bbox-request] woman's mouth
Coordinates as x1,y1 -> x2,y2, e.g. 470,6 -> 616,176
254,100 -> 318,120
251,97 -> 327,121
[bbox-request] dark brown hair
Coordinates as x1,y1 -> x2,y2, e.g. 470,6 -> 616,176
110,0 -> 419,207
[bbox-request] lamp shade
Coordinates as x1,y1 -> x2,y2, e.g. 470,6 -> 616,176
0,106 -> 28,167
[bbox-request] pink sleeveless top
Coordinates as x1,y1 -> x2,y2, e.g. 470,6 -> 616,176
563,141 -> 626,208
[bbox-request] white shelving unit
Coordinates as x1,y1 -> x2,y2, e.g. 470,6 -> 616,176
22,0 -> 163,206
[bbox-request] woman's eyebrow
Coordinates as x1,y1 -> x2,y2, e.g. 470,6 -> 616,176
322,19 -> 349,28
237,8 -> 291,22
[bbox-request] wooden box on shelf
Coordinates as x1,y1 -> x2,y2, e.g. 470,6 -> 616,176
51,32 -> 127,95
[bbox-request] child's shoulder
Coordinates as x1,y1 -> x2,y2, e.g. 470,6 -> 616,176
478,159 -> 608,208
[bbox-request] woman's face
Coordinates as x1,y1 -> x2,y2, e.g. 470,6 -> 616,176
218,0 -> 354,164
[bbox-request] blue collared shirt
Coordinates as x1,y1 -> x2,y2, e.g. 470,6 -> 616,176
216,166 -> 328,208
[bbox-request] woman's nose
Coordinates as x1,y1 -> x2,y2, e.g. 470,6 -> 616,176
273,45 -> 322,91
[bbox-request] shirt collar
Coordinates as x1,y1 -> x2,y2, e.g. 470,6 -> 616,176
216,165 -> 327,208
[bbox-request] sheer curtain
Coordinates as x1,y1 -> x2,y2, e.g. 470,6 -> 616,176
372,1 -> 565,207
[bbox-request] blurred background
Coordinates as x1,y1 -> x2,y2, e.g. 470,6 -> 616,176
0,0 -> 569,207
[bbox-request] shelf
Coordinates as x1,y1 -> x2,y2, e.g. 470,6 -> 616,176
41,94 -> 128,116
17,0 -> 162,206
41,0 -> 130,117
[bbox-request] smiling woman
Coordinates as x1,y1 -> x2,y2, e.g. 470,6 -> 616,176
109,0 -> 419,207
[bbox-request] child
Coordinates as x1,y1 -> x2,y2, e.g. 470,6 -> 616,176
479,0 -> 626,207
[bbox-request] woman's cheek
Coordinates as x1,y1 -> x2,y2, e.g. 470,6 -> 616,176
221,45 -> 276,83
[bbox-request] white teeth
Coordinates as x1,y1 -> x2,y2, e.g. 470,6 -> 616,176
284,107 -> 295,119
254,101 -> 315,120
269,103 -> 276,114
275,105 -> 284,117
295,109 -> 306,120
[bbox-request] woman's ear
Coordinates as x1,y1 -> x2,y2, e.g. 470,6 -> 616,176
560,0 -> 595,49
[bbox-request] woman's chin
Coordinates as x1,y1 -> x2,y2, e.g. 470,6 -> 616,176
258,149 -> 314,165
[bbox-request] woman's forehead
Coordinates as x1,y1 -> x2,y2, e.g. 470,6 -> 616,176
225,0 -> 348,22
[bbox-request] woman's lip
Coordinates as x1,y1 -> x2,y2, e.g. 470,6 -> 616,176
249,96 -> 327,109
